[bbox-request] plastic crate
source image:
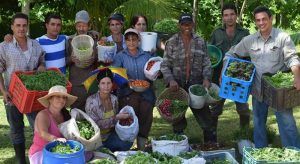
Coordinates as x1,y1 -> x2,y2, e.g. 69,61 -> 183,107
200,148 -> 236,159
262,73 -> 300,110
203,152 -> 238,164
219,57 -> 256,103
242,147 -> 300,164
8,68 -> 72,114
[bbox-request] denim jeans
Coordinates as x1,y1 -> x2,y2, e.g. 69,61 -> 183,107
252,97 -> 300,148
5,103 -> 37,144
102,131 -> 133,152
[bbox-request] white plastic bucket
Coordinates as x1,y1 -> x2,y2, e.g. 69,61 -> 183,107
97,43 -> 115,62
140,32 -> 157,52
188,84 -> 207,109
151,135 -> 189,156
71,35 -> 94,67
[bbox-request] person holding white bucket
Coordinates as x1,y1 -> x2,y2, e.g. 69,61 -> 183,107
29,85 -> 77,164
160,13 -> 217,144
66,10 -> 99,111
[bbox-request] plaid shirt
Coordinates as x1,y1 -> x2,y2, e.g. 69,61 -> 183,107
161,32 -> 212,89
0,37 -> 45,89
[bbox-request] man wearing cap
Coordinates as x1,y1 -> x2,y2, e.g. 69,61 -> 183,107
210,3 -> 250,141
66,10 -> 99,110
0,13 -> 45,164
100,13 -> 126,63
161,13 -> 216,143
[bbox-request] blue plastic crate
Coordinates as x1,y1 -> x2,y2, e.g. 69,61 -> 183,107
219,57 -> 256,103
203,152 -> 239,164
242,147 -> 300,164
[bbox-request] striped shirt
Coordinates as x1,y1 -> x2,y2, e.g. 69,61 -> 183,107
0,37 -> 45,89
36,35 -> 68,74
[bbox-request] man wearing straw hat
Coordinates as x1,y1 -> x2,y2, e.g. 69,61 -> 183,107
0,13 -> 45,164
160,13 -> 216,144
66,10 -> 99,111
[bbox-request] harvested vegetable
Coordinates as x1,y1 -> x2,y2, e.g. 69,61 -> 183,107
264,71 -> 293,88
158,99 -> 188,118
50,142 -> 80,154
98,40 -> 115,46
178,151 -> 199,159
190,85 -> 207,96
119,117 -> 133,126
157,134 -> 185,141
124,152 -> 156,164
19,70 -> 67,91
78,47 -> 89,51
146,61 -> 156,71
77,120 -> 94,140
249,147 -> 300,162
150,152 -> 181,164
210,54 -> 219,66
225,60 -> 254,81
130,80 -> 150,88
88,158 -> 117,164
208,88 -> 221,101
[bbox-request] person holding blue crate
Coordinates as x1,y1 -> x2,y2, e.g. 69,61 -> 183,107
210,3 -> 251,141
225,6 -> 300,148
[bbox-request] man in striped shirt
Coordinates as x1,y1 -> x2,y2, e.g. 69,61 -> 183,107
36,13 -> 67,74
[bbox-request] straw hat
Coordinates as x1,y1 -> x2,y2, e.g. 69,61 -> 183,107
38,85 -> 77,108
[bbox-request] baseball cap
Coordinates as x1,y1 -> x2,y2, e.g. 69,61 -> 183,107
124,28 -> 140,37
108,13 -> 125,24
178,13 -> 193,24
75,10 -> 90,24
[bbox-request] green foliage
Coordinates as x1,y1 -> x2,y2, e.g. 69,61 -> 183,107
50,142 -> 80,154
264,71 -> 294,88
249,147 -> 300,162
153,18 -> 179,33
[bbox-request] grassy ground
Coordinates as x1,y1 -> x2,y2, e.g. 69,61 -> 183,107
1,80 -> 300,163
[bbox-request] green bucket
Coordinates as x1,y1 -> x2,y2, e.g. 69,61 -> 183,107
207,44 -> 222,68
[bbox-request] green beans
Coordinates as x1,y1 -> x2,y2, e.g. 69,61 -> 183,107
19,70 -> 67,91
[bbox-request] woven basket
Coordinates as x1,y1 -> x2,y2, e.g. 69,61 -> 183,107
155,87 -> 189,123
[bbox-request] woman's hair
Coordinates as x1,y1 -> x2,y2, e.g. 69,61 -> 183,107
130,15 -> 147,28
96,68 -> 114,83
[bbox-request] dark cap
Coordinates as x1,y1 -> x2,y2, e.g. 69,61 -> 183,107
178,13 -> 193,24
108,13 -> 124,24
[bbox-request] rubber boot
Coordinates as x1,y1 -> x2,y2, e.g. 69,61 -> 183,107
203,129 -> 217,143
13,143 -> 26,164
137,137 -> 147,151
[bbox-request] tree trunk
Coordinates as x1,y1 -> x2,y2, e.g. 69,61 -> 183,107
238,0 -> 247,24
192,0 -> 198,31
220,0 -> 224,9
21,0 -> 31,35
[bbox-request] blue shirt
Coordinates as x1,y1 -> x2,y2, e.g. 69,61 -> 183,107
112,48 -> 156,103
36,35 -> 68,74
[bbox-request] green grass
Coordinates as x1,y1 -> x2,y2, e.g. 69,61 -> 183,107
1,80 -> 300,163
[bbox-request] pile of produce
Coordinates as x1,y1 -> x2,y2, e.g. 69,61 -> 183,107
264,71 -> 293,88
150,152 -> 182,164
249,147 -> 300,162
19,70 -> 67,91
146,61 -> 156,71
190,85 -> 207,96
88,158 -> 117,164
210,55 -> 219,66
208,88 -> 221,101
50,142 -> 80,154
156,134 -> 185,141
124,152 -> 156,164
130,80 -> 150,88
78,46 -> 89,51
225,60 -> 254,81
77,120 -> 94,140
178,151 -> 199,159
153,18 -> 179,34
158,99 -> 188,118
119,117 -> 134,126
98,40 -> 115,46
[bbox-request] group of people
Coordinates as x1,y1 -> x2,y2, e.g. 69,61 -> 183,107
1,2 -> 300,164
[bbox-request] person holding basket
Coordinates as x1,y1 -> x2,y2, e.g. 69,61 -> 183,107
160,13 -> 216,144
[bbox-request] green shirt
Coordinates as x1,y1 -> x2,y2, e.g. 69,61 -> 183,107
210,24 -> 249,54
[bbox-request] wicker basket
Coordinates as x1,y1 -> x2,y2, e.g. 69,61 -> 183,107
155,87 -> 189,123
